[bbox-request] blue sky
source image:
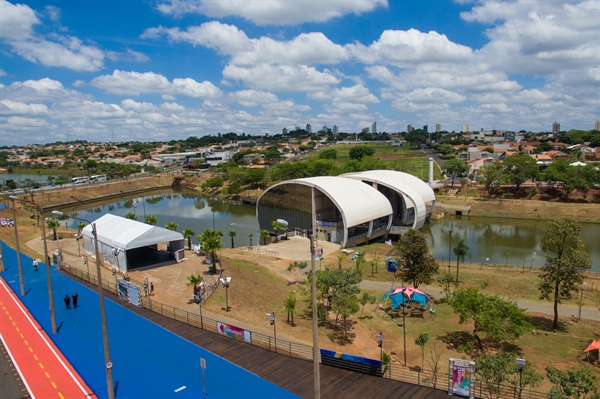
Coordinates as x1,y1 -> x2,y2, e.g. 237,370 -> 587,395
1,0 -> 599,146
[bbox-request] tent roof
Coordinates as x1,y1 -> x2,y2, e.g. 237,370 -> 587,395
81,214 -> 184,251
583,340 -> 600,353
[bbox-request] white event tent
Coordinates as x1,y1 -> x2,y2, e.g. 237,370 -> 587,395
80,214 -> 185,272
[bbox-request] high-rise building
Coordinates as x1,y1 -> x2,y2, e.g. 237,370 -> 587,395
595,121 -> 599,131
552,122 -> 560,134
407,124 -> 413,133
333,125 -> 338,134
462,124 -> 469,133
423,125 -> 428,133
282,127 -> 288,135
306,124 -> 312,134
372,122 -> 377,134
362,127 -> 370,134
435,124 -> 441,133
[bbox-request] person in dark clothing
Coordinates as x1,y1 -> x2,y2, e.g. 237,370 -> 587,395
64,295 -> 71,309
150,282 -> 154,296
71,292 -> 79,308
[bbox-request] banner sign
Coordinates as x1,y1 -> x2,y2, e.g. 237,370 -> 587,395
448,358 -> 475,398
320,349 -> 382,367
217,322 -> 252,343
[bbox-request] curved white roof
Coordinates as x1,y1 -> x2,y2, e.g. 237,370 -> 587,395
341,171 -> 427,229
81,214 -> 184,250
375,170 -> 436,204
277,176 -> 393,228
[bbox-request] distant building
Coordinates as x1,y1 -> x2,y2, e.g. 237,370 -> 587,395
504,131 -> 516,142
407,124 -> 413,133
306,124 -> 312,134
462,124 -> 470,133
552,122 -> 560,134
361,127 -> 370,134
333,125 -> 338,134
372,122 -> 377,134
595,121 -> 600,131
423,125 -> 428,133
282,127 -> 288,135
435,124 -> 441,133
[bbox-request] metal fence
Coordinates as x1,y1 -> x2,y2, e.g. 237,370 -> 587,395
61,262 -> 552,399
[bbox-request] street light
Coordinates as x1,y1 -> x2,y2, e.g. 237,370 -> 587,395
54,213 -> 62,269
277,218 -> 320,399
516,357 -> 526,399
25,201 -> 57,334
267,312 -> 277,353
52,210 -> 115,399
219,276 -> 231,312
448,227 -> 453,273
9,196 -> 25,296
376,332 -> 383,361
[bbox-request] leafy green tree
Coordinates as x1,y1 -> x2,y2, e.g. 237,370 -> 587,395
287,261 -> 307,281
186,274 -> 203,295
349,145 -> 375,161
227,182 -> 242,195
247,233 -> 254,246
354,251 -> 366,273
331,293 -> 360,339
244,168 -> 267,188
538,218 -> 592,329
476,351 -> 543,399
271,220 -> 282,243
46,218 -> 59,240
449,287 -> 530,350
444,158 -> 468,188
182,228 -> 195,250
260,229 -> 270,245
502,154 -> 539,190
283,293 -> 297,325
415,331 -> 430,369
546,365 -> 599,399
478,164 -> 506,197
165,221 -> 178,231
202,177 -> 224,190
319,148 -> 337,160
358,292 -> 376,317
85,159 -> 98,171
392,229 -> 439,288
198,229 -> 223,274
452,239 -> 471,283
228,229 -> 237,248
337,253 -> 346,270
144,215 -> 158,225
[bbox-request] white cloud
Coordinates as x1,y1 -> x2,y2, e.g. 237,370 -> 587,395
90,70 -> 222,98
232,90 -> 279,107
0,99 -> 48,116
0,78 -> 88,102
222,64 -> 340,92
0,69 -> 6,77
0,0 -> 39,40
155,0 -> 388,25
310,85 -> 379,104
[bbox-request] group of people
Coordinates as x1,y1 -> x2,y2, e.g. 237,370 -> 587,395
64,292 -> 79,309
0,217 -> 14,227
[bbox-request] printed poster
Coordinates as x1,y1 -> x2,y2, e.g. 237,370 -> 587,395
217,322 -> 252,343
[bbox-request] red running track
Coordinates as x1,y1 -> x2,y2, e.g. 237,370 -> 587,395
0,278 -> 95,399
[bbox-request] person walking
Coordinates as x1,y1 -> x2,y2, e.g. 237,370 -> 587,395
33,259 -> 38,272
150,282 -> 154,296
71,292 -> 79,308
64,295 -> 71,310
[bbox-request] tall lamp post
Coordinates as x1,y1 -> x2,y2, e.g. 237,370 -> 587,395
54,213 -> 62,269
52,210 -> 114,399
277,218 -> 320,399
9,196 -> 25,296
448,228 -> 453,274
516,357 -> 526,399
219,276 -> 231,312
267,312 -> 276,353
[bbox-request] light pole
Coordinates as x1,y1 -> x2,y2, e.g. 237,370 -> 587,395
54,213 -> 62,269
267,312 -> 276,353
401,271 -> 407,366
25,201 -> 57,334
448,228 -> 453,274
9,196 -> 25,296
376,332 -> 383,361
198,281 -> 205,329
516,357 -> 526,399
219,276 -> 231,312
277,218 -> 320,399
52,210 -> 114,399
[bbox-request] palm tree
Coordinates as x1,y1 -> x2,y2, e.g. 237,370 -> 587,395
228,230 -> 238,248
271,221 -> 281,242
47,218 -> 59,240
125,213 -> 138,220
165,221 -> 178,231
260,229 -> 270,245
283,293 -> 297,325
337,253 -> 347,270
182,228 -> 195,250
247,233 -> 254,247
186,274 -> 203,295
381,351 -> 392,377
145,215 -> 158,225
452,239 -> 471,283
198,229 -> 223,274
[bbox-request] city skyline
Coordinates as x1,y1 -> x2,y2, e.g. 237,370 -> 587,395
1,0 -> 599,146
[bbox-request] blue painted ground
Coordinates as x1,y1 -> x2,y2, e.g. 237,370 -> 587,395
1,242 -> 300,399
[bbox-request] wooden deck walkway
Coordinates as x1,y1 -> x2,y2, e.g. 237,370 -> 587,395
69,273 -> 449,399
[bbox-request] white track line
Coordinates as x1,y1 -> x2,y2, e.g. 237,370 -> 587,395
0,278 -> 93,397
0,332 -> 36,399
